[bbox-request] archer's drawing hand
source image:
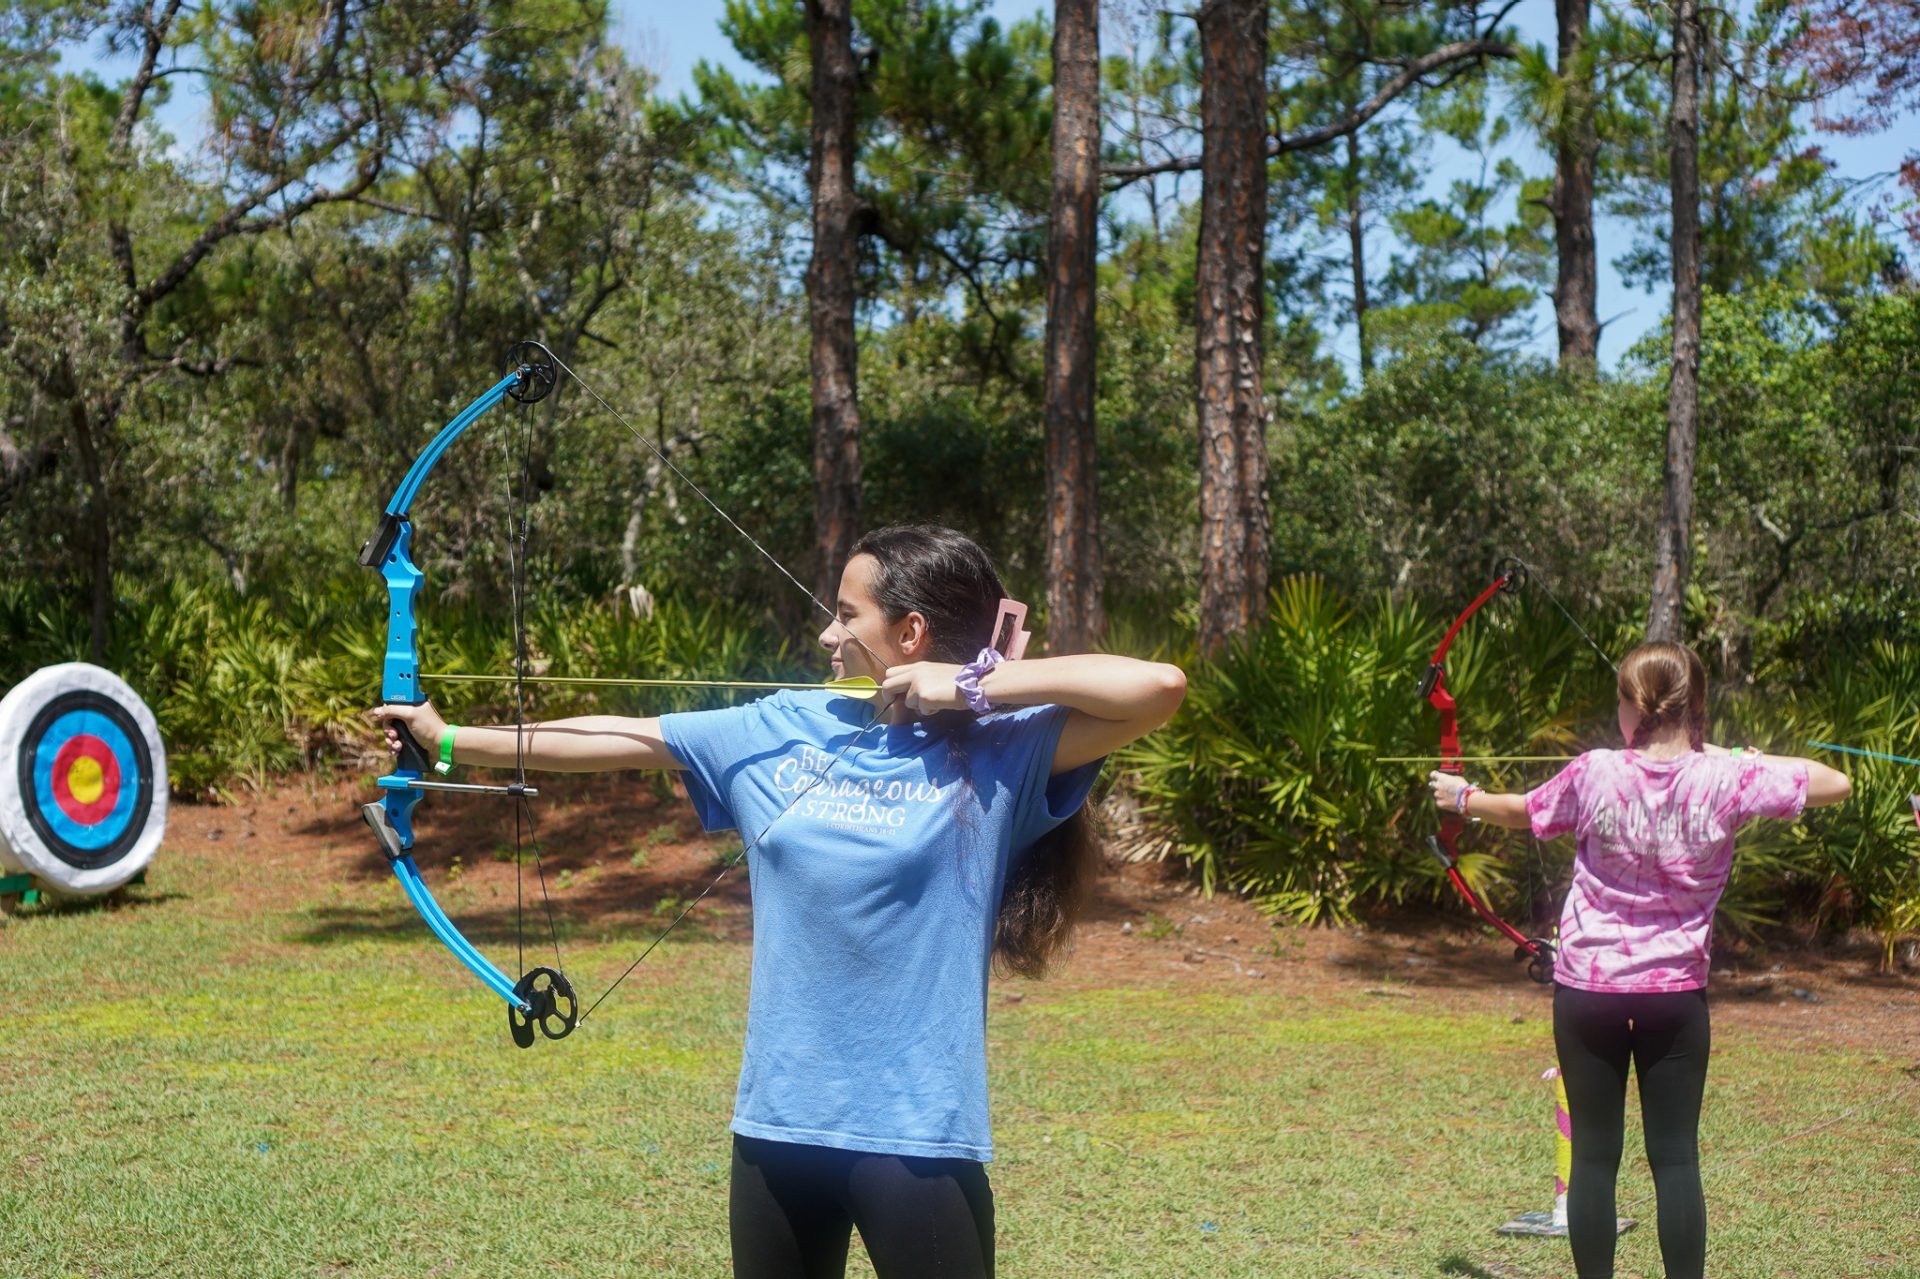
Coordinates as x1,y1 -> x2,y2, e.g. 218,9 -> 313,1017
367,701 -> 449,758
1428,770 -> 1471,810
881,662 -> 967,717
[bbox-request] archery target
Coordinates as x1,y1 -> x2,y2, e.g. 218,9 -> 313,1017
0,663 -> 167,896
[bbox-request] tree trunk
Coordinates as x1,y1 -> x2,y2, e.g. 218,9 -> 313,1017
1649,0 -> 1701,642
1552,0 -> 1600,367
1344,129 -> 1372,380
1193,0 -> 1270,657
67,394 -> 113,663
1043,0 -> 1105,654
806,0 -> 863,603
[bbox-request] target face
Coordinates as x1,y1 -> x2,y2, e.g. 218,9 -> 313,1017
0,664 -> 167,895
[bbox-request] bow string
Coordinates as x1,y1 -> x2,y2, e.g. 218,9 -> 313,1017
1417,556 -> 1616,984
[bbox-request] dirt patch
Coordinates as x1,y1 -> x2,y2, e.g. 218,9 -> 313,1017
138,775 -> 1920,1059
1067,856 -> 1920,1060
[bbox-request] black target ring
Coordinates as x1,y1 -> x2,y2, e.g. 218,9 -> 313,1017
17,690 -> 155,870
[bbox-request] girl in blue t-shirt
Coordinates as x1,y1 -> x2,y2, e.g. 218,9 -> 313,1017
373,524 -> 1187,1279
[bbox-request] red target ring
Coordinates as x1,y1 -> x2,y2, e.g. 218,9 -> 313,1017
51,734 -> 122,826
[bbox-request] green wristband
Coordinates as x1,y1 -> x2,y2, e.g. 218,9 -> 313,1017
435,725 -> 459,775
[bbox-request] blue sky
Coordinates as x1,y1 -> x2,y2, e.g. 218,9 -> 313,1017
75,1 -> 1915,374
620,0 -> 1913,375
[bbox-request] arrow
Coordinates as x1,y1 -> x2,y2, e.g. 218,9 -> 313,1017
421,672 -> 883,701
1807,740 -> 1920,769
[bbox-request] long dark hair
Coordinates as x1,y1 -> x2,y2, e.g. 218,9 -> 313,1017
849,525 -> 1101,978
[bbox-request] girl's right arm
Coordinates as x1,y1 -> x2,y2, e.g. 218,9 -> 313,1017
1703,743 -> 1851,808
1770,754 -> 1851,808
369,702 -> 685,773
1704,741 -> 1850,802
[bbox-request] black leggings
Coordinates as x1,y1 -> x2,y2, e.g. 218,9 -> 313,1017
1553,984 -> 1711,1279
729,1134 -> 994,1279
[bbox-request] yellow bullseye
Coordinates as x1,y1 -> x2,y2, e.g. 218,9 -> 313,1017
66,754 -> 105,805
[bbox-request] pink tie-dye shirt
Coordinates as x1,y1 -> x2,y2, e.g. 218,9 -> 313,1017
1527,750 -> 1807,993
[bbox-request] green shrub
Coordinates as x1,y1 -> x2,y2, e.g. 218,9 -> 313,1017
1117,575 -> 1920,958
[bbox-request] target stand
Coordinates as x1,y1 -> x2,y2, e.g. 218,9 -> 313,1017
0,663 -> 168,900
0,867 -> 145,907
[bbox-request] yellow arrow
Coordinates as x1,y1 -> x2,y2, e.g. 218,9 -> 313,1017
421,673 -> 883,701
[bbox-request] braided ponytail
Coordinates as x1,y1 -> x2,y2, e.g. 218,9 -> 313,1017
1617,642 -> 1708,751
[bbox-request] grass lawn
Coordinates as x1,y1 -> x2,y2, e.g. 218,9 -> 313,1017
2,778 -> 1915,1278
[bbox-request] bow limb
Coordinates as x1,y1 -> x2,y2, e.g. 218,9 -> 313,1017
358,344 -> 577,1047
1418,561 -> 1557,983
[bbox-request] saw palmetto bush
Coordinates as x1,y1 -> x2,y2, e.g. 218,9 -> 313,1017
0,576 -> 785,798
1725,631 -> 1920,960
1116,575 -> 1619,929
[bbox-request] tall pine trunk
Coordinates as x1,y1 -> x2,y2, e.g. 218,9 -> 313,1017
1552,0 -> 1600,366
1649,0 -> 1701,642
806,0 -> 863,602
1344,129 -> 1371,380
68,394 -> 112,663
1193,0 -> 1269,656
1043,0 -> 1105,653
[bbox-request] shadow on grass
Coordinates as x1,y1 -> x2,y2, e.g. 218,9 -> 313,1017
1436,1258 -> 1499,1277
285,896 -> 728,951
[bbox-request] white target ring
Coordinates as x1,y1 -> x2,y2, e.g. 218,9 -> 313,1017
0,663 -> 168,896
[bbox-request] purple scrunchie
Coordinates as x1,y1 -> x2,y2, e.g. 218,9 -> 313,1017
954,647 -> 1003,713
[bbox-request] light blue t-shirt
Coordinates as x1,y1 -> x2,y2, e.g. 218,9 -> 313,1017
660,690 -> 1101,1162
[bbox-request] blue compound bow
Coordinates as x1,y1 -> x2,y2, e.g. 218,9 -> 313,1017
360,341 -> 576,1049
360,340 -> 893,1048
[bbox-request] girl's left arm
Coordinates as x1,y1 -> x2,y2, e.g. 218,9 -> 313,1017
1428,772 -> 1532,830
883,655 -> 1187,774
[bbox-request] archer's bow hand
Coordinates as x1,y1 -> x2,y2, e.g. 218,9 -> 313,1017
368,701 -> 448,762
1428,770 -> 1472,810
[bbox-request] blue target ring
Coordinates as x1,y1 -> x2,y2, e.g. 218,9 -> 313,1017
17,691 -> 153,871
31,709 -> 142,851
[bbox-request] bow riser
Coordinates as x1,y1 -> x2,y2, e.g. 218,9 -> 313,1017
373,519 -> 429,764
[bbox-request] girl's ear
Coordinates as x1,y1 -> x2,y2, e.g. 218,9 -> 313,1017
895,610 -> 932,659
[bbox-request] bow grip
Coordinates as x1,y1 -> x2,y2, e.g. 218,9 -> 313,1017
388,717 -> 432,776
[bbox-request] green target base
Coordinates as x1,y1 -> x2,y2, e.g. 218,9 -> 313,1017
0,867 -> 144,906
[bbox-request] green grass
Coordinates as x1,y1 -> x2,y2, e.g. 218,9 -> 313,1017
1,834 -> 1915,1278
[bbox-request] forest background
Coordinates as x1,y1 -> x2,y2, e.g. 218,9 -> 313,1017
3,0 -> 1919,958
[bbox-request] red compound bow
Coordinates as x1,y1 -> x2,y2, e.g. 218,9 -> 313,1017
1417,558 -> 1559,983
